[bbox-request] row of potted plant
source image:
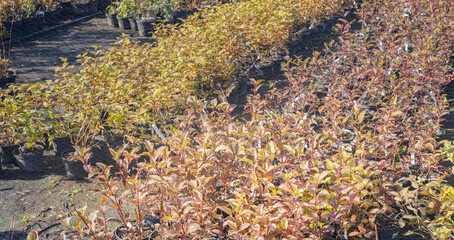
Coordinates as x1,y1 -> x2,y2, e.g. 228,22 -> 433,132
54,0 -> 454,238
0,0 -> 351,174
0,0 -> 113,41
105,0 -> 174,36
0,0 -> 238,175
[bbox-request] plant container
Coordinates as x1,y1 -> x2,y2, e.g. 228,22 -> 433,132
0,145 -> 18,166
52,137 -> 74,155
106,12 -> 119,28
0,71 -> 16,89
136,19 -> 154,37
61,150 -> 88,180
128,18 -> 137,31
116,16 -> 131,30
13,145 -> 45,172
91,139 -> 114,165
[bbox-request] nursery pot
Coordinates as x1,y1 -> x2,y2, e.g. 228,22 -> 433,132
128,18 -> 138,31
52,137 -> 74,155
0,71 -> 16,89
116,16 -> 131,30
13,145 -> 45,172
0,145 -> 19,166
136,19 -> 154,37
62,150 -> 88,180
106,13 -> 119,28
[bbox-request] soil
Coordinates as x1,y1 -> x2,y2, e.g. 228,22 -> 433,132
0,9 -> 453,240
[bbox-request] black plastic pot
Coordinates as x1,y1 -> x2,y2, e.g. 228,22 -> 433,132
13,146 -> 45,172
117,16 -> 131,30
0,71 -> 16,89
62,140 -> 113,179
52,137 -> 74,155
106,13 -> 119,28
62,149 -> 88,180
0,145 -> 18,166
91,140 -> 114,165
128,18 -> 137,31
136,19 -> 154,37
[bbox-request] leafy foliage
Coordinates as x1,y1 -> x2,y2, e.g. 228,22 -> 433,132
1,0 -> 452,238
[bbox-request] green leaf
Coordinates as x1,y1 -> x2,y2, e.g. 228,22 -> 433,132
326,160 -> 333,170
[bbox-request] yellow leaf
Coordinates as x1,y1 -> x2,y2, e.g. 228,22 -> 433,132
157,161 -> 167,168
75,220 -> 83,235
281,125 -> 289,137
26,230 -> 38,240
240,158 -> 253,164
100,196 -> 107,205
284,145 -> 296,155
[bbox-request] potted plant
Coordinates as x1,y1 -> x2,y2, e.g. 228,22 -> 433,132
58,107 -> 112,179
0,0 -> 23,40
135,0 -> 175,37
49,80 -> 112,179
114,0 -> 137,30
106,3 -> 119,28
0,89 -> 19,168
6,83 -> 56,172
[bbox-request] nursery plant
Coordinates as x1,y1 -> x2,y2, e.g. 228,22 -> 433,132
51,0 -> 351,136
55,0 -> 454,239
113,0 -> 138,18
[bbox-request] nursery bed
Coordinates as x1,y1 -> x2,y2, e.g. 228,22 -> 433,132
0,13 -> 351,240
0,6 -> 453,240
